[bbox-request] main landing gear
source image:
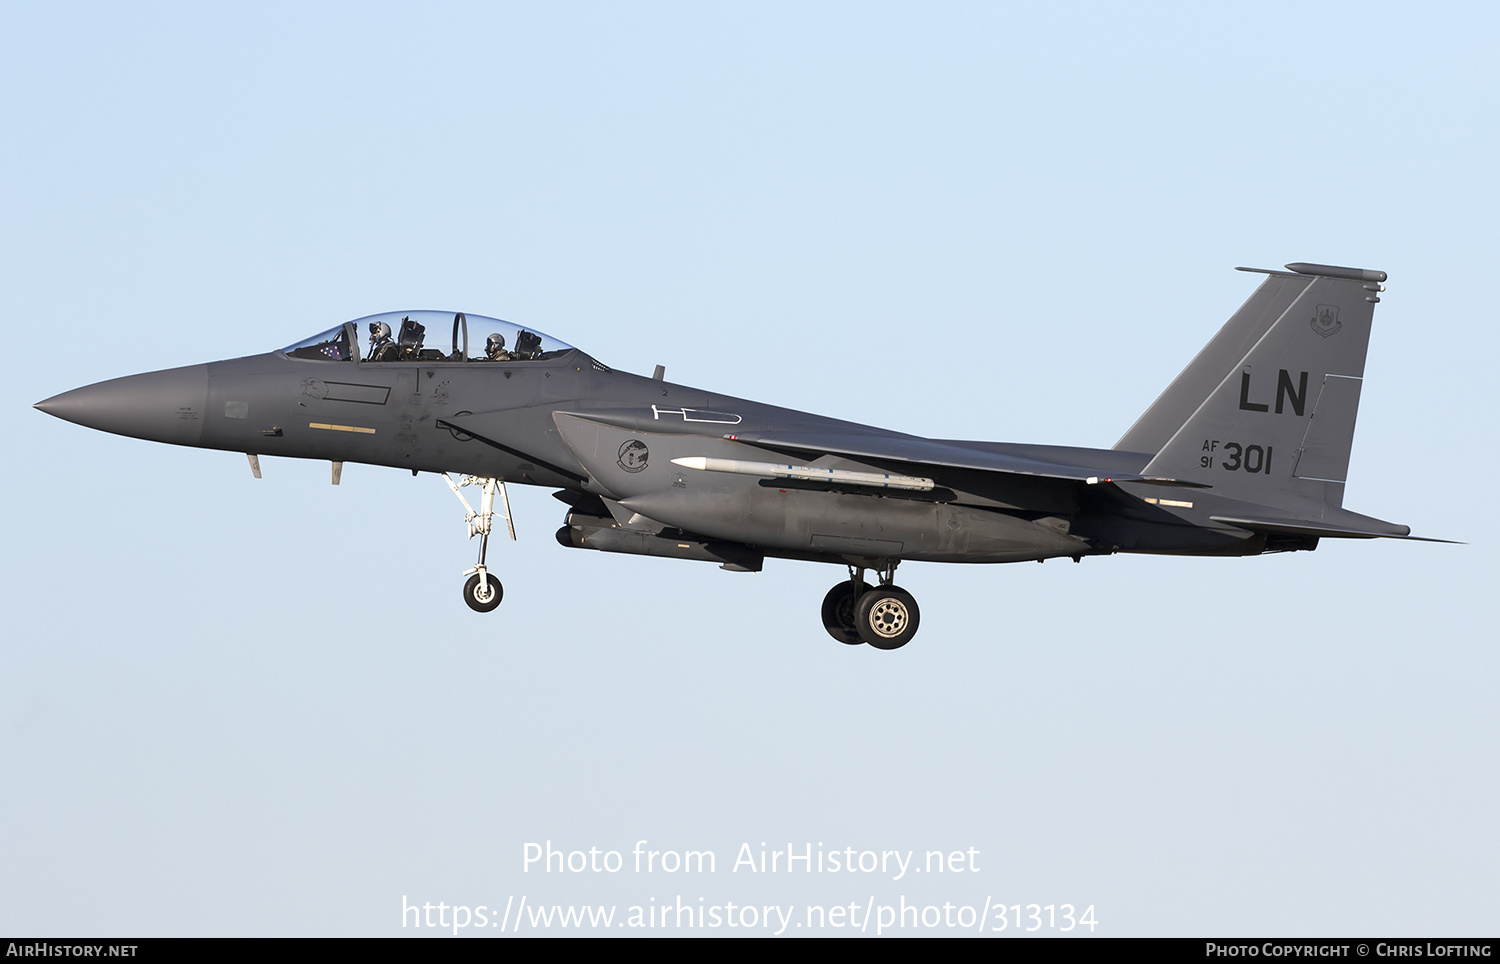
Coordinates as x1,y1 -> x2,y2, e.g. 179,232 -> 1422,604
443,474 -> 515,613
821,563 -> 920,650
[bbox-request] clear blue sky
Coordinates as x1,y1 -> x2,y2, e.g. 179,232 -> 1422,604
3,1 -> 1495,936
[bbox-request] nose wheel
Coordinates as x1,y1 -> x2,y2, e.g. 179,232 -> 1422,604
464,572 -> 504,612
444,474 -> 515,613
823,564 -> 920,649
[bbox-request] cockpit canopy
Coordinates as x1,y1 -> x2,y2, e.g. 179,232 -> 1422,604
280,311 -> 578,364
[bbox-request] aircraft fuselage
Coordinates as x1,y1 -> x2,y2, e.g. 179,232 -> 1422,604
38,264 -> 1430,648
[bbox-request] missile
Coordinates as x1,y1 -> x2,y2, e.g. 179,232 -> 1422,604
670,456 -> 934,491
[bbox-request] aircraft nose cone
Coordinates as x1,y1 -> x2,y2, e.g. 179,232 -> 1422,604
35,364 -> 209,446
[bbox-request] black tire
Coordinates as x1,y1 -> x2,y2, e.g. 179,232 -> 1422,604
821,580 -> 872,644
463,573 -> 503,613
854,586 -> 919,650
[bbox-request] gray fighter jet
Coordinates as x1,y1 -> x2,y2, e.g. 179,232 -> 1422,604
35,262 -> 1440,649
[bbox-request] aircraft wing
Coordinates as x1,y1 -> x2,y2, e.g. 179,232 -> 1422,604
730,429 -> 1192,486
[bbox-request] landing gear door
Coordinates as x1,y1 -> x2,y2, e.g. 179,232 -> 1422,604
452,313 -> 467,361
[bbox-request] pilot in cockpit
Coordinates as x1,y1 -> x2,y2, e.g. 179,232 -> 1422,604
484,332 -> 512,361
368,321 -> 394,360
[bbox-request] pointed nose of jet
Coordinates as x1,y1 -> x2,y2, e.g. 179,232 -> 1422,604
35,364 -> 209,446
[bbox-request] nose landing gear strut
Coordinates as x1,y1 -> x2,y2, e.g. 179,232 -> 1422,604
443,474 -> 515,612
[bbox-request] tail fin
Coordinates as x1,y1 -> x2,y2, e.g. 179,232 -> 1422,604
1135,262 -> 1386,512
1115,270 -> 1315,454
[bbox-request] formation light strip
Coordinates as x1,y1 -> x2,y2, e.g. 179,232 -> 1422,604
1144,497 -> 1194,509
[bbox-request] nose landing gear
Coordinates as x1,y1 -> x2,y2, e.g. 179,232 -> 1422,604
443,474 -> 515,613
822,563 -> 920,649
464,572 -> 504,612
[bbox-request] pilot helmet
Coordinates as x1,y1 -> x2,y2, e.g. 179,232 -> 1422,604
486,332 -> 506,356
369,321 -> 392,344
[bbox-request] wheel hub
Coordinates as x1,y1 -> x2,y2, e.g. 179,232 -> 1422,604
868,598 -> 908,637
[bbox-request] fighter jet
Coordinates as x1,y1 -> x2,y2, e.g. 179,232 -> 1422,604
35,262 -> 1440,649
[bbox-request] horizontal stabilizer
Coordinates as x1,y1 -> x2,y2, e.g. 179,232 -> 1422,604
1209,514 -> 1457,543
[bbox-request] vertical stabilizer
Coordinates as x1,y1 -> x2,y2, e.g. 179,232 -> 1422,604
1115,271 -> 1314,453
1140,263 -> 1386,511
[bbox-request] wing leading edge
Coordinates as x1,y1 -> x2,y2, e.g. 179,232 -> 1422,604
732,429 -> 1201,488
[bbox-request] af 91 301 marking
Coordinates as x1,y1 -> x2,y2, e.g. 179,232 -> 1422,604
1200,439 -> 1273,474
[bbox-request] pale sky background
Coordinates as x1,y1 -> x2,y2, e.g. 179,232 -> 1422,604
3,1 -> 1496,937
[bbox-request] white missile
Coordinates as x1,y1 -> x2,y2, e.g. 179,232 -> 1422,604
670,456 -> 934,491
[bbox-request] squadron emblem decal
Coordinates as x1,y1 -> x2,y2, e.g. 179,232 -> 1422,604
445,411 -> 476,442
617,439 -> 649,473
1310,303 -> 1342,338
